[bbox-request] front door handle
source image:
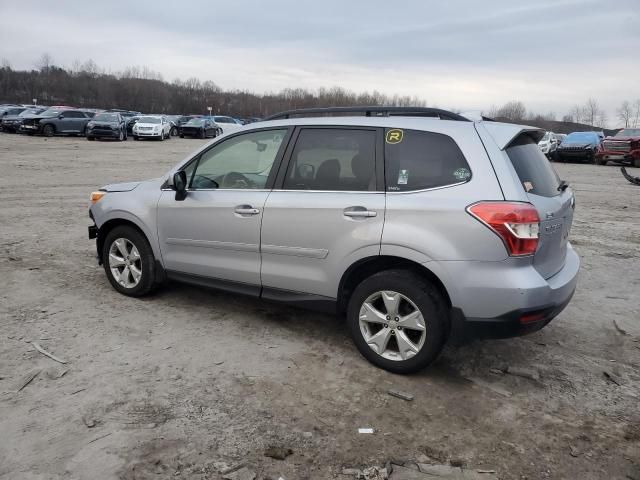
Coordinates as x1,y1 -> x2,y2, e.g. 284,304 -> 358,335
343,207 -> 377,218
234,205 -> 260,215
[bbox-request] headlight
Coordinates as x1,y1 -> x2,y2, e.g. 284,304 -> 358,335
87,122 -> 95,128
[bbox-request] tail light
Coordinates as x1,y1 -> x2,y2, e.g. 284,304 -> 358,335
467,202 -> 540,256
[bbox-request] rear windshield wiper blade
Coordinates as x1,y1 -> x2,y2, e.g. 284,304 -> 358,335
558,180 -> 569,191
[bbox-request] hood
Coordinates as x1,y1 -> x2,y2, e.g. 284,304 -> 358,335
135,122 -> 161,127
559,142 -> 594,148
100,181 -> 141,192
606,136 -> 640,142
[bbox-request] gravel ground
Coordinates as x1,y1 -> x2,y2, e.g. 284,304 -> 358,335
0,133 -> 638,480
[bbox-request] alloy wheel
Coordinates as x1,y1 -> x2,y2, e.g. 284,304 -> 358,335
108,238 -> 142,288
358,290 -> 426,361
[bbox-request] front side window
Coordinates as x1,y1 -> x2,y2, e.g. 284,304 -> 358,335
62,111 -> 85,118
283,128 -> 376,191
384,128 -> 471,192
189,129 -> 287,190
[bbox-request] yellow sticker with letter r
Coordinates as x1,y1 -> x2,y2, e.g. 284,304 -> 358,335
386,129 -> 403,144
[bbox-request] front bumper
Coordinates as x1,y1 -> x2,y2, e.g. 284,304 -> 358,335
88,129 -> 120,138
596,149 -> 640,162
434,244 -> 580,341
134,130 -> 162,137
19,124 -> 41,134
2,121 -> 22,131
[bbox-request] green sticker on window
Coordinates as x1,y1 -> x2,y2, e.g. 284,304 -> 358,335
386,129 -> 403,144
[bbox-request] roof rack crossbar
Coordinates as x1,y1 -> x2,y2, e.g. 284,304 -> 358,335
264,106 -> 470,122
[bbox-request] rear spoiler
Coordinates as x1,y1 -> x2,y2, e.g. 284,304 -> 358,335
480,122 -> 545,150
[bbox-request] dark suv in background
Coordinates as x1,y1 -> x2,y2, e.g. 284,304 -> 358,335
86,112 -> 127,141
1,108 -> 45,132
21,108 -> 92,136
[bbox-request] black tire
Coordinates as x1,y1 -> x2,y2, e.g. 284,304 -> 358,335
199,128 -> 206,139
170,126 -> 178,136
133,136 -> 139,141
347,269 -> 447,374
118,129 -> 124,142
87,136 -> 95,141
102,226 -> 157,297
42,124 -> 55,137
633,158 -> 640,168
180,134 -> 184,138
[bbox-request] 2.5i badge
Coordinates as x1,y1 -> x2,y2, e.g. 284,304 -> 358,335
386,129 -> 403,144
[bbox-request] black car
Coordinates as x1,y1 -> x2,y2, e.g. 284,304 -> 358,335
179,118 -> 221,138
0,107 -> 27,124
86,112 -> 127,141
20,108 -> 91,136
1,108 -> 46,132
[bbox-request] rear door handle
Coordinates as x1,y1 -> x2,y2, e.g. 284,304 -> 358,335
234,205 -> 260,215
343,207 -> 377,218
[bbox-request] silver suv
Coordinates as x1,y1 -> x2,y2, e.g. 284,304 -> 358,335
88,107 -> 579,373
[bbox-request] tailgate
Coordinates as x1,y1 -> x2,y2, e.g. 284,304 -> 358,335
505,134 -> 574,279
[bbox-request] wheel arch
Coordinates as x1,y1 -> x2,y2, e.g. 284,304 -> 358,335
97,218 -> 152,264
337,255 -> 452,316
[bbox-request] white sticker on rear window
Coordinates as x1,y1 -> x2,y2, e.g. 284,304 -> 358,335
453,167 -> 471,181
398,169 -> 409,185
524,181 -> 534,192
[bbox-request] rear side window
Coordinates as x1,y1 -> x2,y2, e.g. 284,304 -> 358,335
284,128 -> 376,191
506,135 -> 560,197
384,129 -> 471,192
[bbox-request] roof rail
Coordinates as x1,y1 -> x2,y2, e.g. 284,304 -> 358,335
263,106 -> 470,122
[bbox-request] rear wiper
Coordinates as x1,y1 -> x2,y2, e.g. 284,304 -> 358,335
558,180 -> 569,192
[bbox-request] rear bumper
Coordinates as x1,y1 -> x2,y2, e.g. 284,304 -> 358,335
430,244 -> 580,341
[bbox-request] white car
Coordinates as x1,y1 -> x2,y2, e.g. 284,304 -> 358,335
132,115 -> 172,141
211,115 -> 244,134
538,131 -> 558,157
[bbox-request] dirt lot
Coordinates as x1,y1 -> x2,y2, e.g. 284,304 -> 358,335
0,133 -> 638,480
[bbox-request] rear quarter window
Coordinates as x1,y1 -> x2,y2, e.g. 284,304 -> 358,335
384,128 -> 471,191
506,135 -> 560,197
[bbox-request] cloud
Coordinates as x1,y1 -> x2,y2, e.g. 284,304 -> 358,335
1,0 -> 638,123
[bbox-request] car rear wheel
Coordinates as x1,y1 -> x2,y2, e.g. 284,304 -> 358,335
42,124 -> 55,137
170,126 -> 178,136
347,269 -> 447,374
103,226 -> 157,297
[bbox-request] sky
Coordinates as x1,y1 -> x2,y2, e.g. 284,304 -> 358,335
1,0 -> 639,125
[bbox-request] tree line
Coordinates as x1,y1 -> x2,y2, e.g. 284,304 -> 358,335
0,55 -> 425,117
1,55 -> 637,128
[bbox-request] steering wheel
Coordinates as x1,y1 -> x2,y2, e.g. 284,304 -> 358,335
220,171 -> 254,189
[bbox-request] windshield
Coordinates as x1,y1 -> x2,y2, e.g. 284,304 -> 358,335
19,109 -> 40,117
93,113 -> 119,122
564,132 -> 597,143
186,119 -> 205,126
540,133 -> 551,142
214,116 -> 235,124
138,116 -> 161,124
616,129 -> 640,137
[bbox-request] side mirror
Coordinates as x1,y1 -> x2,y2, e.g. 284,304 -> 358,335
173,171 -> 188,201
58,115 -> 64,119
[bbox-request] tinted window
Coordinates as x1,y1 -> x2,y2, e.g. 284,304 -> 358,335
384,129 -> 471,192
283,128 -> 376,191
189,129 -> 287,190
63,111 -> 85,118
506,135 -> 560,197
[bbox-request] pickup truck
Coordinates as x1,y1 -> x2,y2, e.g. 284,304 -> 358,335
596,128 -> 640,167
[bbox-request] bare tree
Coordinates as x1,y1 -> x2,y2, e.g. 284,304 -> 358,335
617,101 -> 633,128
633,99 -> 640,128
569,105 -> 583,124
596,110 -> 608,129
561,114 -> 573,122
494,101 -> 527,122
583,98 -> 601,126
1,58 -> 11,70
36,53 -> 54,73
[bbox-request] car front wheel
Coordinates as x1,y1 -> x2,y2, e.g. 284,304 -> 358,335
102,226 -> 157,297
347,269 -> 447,374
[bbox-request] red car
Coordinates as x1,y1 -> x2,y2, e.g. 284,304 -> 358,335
596,128 -> 640,167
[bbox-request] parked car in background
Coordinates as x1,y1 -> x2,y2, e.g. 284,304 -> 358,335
179,118 -> 222,138
0,106 -> 27,120
87,106 -> 578,373
555,131 -> 602,163
596,128 -> 640,167
126,116 -> 140,135
86,112 -> 127,141
555,133 -> 566,144
20,108 -> 91,136
211,115 -> 244,134
132,115 -> 172,140
1,107 -> 45,132
538,131 -> 558,158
